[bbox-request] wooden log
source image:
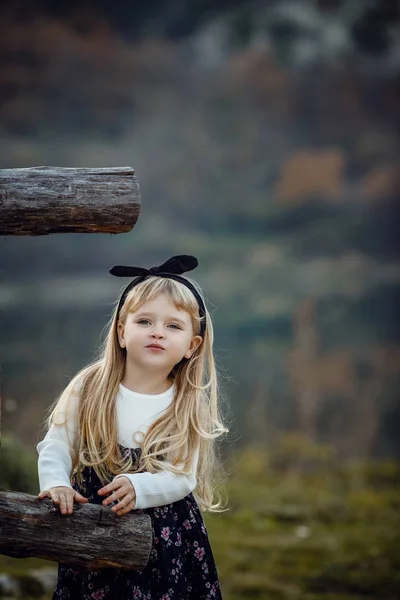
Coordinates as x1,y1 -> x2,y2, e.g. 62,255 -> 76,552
0,166 -> 141,235
0,491 -> 152,571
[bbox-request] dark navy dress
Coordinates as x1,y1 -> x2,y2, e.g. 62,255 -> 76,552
52,445 -> 223,599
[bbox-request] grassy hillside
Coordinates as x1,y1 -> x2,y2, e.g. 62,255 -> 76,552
209,437 -> 400,599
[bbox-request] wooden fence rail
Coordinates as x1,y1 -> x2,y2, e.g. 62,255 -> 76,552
0,491 -> 152,571
0,166 -> 141,235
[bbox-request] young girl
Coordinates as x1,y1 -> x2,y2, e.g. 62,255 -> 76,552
37,254 -> 229,600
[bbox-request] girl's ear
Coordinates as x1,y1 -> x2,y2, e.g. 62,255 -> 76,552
184,335 -> 203,359
117,322 -> 126,348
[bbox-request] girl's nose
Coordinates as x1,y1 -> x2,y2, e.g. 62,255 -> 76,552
150,330 -> 165,339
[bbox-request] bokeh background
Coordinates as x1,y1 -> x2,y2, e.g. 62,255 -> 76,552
1,1 -> 399,599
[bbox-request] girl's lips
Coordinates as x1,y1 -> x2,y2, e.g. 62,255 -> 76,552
146,345 -> 165,351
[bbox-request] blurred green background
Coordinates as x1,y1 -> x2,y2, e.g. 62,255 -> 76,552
0,1 -> 399,598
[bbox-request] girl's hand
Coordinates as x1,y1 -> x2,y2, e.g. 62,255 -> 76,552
98,477 -> 136,516
37,486 -> 88,515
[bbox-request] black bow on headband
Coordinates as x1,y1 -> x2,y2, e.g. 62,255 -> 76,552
109,255 -> 199,279
110,255 -> 206,337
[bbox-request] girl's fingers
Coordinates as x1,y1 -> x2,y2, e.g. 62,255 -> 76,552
113,494 -> 135,515
52,492 -> 70,514
39,488 -> 133,516
37,490 -> 58,502
74,493 -> 89,503
102,489 -> 122,506
38,489 -> 88,514
117,498 -> 136,516
102,488 -> 131,511
55,493 -> 65,513
60,496 -> 67,514
102,481 -> 132,505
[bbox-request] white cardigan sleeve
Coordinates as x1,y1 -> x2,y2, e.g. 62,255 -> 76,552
113,444 -> 200,510
37,384 -> 201,509
36,391 -> 79,492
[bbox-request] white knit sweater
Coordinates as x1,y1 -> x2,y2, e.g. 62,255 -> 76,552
36,382 -> 199,510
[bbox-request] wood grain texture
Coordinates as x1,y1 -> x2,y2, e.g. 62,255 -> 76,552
0,491 -> 152,571
0,166 -> 141,235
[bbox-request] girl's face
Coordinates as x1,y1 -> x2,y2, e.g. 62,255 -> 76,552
117,294 -> 202,373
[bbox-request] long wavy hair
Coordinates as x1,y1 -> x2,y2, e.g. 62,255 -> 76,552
42,275 -> 230,512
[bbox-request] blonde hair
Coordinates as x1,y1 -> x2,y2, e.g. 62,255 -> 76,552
42,276 -> 230,512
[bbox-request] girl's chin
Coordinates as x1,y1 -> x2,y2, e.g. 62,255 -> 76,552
130,356 -> 176,370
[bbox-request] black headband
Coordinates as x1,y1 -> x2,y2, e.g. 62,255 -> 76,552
110,255 -> 206,337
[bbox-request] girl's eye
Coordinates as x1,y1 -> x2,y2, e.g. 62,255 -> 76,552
136,319 -> 181,329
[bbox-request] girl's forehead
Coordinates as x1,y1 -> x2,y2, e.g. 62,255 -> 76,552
130,294 -> 189,315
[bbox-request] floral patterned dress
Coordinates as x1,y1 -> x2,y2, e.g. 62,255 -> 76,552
52,445 -> 223,599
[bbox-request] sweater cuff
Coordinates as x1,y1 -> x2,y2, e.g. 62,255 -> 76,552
113,471 -> 196,510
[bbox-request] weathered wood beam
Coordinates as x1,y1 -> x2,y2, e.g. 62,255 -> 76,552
0,166 -> 141,235
0,491 -> 152,571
